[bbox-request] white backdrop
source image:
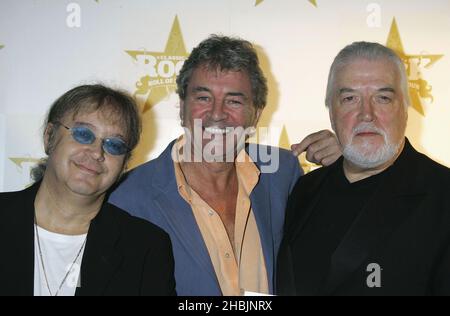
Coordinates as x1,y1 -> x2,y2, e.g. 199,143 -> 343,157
1,0 -> 449,192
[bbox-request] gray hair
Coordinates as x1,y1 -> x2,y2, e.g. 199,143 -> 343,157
325,41 -> 411,108
31,84 -> 142,182
176,34 -> 268,109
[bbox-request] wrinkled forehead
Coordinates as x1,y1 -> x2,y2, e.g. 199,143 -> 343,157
334,58 -> 400,87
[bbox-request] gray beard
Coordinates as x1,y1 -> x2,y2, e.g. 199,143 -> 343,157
342,137 -> 401,169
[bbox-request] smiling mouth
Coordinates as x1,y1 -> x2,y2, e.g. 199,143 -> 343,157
74,162 -> 101,175
204,126 -> 234,135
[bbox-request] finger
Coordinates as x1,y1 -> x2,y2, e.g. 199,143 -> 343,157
306,143 -> 341,165
306,143 -> 340,162
291,139 -> 313,157
291,130 -> 333,156
320,152 -> 342,167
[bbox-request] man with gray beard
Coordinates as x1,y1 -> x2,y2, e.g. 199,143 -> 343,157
277,41 -> 450,296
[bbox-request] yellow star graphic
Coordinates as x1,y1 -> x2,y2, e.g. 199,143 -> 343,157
386,18 -> 443,116
9,157 -> 40,169
255,0 -> 317,7
278,125 -> 291,150
126,16 -> 189,112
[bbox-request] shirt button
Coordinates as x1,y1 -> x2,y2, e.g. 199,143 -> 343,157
208,210 -> 214,216
225,253 -> 231,259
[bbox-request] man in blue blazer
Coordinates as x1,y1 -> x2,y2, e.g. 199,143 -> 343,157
110,35 -> 340,295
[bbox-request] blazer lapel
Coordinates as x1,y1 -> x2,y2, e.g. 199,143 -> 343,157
12,184 -> 37,295
249,143 -> 312,293
321,139 -> 425,295
286,163 -> 336,244
153,193 -> 218,282
76,204 -> 123,296
151,142 -> 218,284
250,175 -> 275,291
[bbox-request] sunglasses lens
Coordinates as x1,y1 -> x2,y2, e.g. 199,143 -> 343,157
71,127 -> 96,145
103,138 -> 128,156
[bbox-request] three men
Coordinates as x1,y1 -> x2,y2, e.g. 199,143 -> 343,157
277,42 -> 450,296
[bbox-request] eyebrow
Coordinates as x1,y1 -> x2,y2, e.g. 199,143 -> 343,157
377,87 -> 396,93
338,88 -> 356,95
191,86 -> 211,93
191,87 -> 249,100
226,92 -> 249,100
73,121 -> 125,139
338,87 -> 396,94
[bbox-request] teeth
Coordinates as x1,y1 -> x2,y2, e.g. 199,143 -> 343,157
205,127 -> 232,134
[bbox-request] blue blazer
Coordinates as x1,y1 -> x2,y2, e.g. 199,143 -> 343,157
109,140 -> 302,295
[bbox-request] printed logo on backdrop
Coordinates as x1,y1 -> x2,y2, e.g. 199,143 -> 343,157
8,158 -> 41,186
255,0 -> 317,7
0,44 -> 4,50
126,16 -> 189,113
386,18 -> 443,116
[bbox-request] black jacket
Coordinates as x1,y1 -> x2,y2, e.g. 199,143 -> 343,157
277,139 -> 450,296
0,182 -> 176,296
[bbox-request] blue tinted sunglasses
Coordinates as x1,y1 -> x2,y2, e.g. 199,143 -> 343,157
58,122 -> 129,156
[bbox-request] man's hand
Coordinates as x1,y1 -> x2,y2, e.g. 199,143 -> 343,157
291,130 -> 341,167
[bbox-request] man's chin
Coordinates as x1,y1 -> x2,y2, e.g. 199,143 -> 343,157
351,137 -> 384,150
202,148 -> 238,163
343,142 -> 398,169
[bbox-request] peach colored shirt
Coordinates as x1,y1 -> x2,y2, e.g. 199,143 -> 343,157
172,138 -> 269,296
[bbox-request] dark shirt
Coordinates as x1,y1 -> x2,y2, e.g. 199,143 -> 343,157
292,163 -> 387,295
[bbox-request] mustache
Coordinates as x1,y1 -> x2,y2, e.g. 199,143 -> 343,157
352,123 -> 385,136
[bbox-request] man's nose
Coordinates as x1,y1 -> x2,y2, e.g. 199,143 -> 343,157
358,98 -> 375,122
88,139 -> 106,162
210,101 -> 227,121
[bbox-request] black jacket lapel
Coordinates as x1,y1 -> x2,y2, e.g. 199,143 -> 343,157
277,165 -> 333,295
76,203 -> 123,296
285,164 -> 335,244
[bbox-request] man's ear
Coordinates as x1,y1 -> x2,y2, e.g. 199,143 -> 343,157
44,123 -> 55,155
180,99 -> 185,127
328,107 -> 336,133
254,108 -> 263,127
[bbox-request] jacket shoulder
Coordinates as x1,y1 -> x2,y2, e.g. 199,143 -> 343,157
0,189 -> 24,201
105,203 -> 171,243
291,164 -> 329,193
0,189 -> 29,218
411,150 -> 450,190
247,143 -> 302,175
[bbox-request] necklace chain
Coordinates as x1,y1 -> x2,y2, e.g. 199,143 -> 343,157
34,214 -> 87,296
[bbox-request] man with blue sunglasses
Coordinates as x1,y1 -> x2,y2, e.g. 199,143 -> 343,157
0,84 -> 176,296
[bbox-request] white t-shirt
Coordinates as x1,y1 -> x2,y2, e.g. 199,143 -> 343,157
34,225 -> 87,296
